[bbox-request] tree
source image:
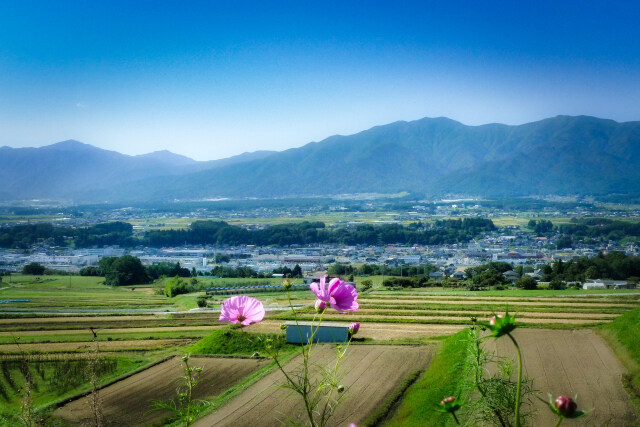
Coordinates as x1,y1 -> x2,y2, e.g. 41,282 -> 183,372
548,278 -> 565,290
79,266 -> 102,276
292,264 -> 303,279
515,276 -> 537,290
360,280 -> 373,291
103,255 -> 151,286
470,269 -> 509,290
22,262 -> 45,275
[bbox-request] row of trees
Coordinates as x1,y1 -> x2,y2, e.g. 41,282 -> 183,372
540,252 -> 640,283
0,218 -> 495,249
526,217 -> 640,245
0,222 -> 135,249
328,262 -> 439,278
22,257 -> 308,283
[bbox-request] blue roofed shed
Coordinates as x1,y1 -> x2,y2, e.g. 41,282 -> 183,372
285,321 -> 351,344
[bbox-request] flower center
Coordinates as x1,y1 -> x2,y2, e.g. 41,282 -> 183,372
237,315 -> 246,322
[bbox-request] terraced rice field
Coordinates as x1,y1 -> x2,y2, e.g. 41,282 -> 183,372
3,277 -> 640,426
54,356 -> 270,426
193,345 -> 434,427
284,291 -> 640,327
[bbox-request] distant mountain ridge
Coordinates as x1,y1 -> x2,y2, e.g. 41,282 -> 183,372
0,140 -> 275,201
1,115 -> 639,202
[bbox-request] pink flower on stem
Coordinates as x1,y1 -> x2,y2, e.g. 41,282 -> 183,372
310,276 -> 359,313
219,296 -> 265,326
315,299 -> 327,313
348,322 -> 360,335
554,395 -> 577,417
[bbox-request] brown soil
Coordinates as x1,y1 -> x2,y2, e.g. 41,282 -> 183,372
248,320 -> 465,340
353,308 -> 619,320
54,356 -> 269,427
194,344 -> 434,427
0,325 -> 224,336
0,313 -> 226,332
0,339 -> 193,353
358,298 -> 639,308
486,329 -> 638,426
317,313 -> 606,324
367,293 -> 638,302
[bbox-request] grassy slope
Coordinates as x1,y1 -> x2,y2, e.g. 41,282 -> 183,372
188,327 -> 294,357
384,331 -> 469,427
601,306 -> 640,388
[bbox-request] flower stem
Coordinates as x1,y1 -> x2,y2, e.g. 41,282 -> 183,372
451,412 -> 461,425
554,416 -> 564,427
507,332 -> 523,427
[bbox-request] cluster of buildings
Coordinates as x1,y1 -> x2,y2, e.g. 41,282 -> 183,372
1,224 -> 637,281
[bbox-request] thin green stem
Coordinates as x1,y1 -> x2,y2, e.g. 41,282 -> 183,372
471,327 -> 507,427
451,412 -> 460,425
554,416 -> 564,427
507,333 -> 523,427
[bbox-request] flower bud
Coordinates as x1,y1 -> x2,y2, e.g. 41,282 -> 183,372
554,395 -> 577,417
441,396 -> 456,406
315,299 -> 327,313
489,314 -> 503,326
337,385 -> 345,393
439,395 -> 460,413
487,312 -> 515,337
283,279 -> 292,290
348,322 -> 360,335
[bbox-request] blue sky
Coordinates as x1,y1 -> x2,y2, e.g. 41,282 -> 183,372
1,1 -> 639,160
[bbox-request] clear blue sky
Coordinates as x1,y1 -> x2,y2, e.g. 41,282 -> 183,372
1,1 -> 639,160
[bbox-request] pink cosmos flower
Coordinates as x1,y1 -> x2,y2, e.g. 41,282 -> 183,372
219,296 -> 265,326
310,276 -> 359,313
315,299 -> 327,313
348,322 -> 360,335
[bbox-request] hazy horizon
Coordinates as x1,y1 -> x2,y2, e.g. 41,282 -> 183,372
1,1 -> 639,161
0,113 -> 636,163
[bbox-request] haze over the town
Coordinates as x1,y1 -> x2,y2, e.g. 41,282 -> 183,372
1,1 -> 639,160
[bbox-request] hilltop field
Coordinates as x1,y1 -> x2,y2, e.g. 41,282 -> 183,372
1,275 -> 639,426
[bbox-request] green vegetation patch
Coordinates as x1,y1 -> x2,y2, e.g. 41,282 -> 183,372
385,331 -> 468,426
601,306 -> 640,388
188,328 -> 294,357
0,356 -> 146,415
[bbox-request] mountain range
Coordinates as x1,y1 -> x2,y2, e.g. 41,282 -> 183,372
1,115 -> 639,203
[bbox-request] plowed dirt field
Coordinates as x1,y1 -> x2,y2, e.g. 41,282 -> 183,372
488,329 -> 638,426
193,345 -> 434,427
54,356 -> 270,426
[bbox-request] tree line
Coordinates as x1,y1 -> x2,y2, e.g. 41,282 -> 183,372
0,218 -> 495,249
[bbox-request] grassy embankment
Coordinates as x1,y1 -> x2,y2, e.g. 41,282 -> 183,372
384,331 -> 468,426
601,306 -> 640,391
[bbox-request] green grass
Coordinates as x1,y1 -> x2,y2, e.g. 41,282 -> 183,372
384,331 -> 469,426
0,356 -> 148,416
601,306 -> 640,388
188,327 -> 295,357
0,275 -> 171,310
0,330 -> 214,345
368,288 -> 640,297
